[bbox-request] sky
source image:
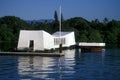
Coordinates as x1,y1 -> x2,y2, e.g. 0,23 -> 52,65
0,0 -> 120,21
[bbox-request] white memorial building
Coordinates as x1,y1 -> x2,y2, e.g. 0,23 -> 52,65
17,30 -> 75,51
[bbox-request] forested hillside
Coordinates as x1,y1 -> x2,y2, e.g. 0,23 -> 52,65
0,15 -> 120,48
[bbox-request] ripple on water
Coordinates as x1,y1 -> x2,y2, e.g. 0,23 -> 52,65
0,49 -> 120,80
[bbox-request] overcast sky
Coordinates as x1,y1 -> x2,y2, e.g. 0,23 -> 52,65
0,0 -> 120,21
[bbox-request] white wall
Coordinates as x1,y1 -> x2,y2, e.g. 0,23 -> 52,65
17,30 -> 31,50
17,30 -> 44,50
17,30 -> 76,51
53,32 -> 75,48
33,31 -> 44,50
65,32 -> 75,47
43,31 -> 54,50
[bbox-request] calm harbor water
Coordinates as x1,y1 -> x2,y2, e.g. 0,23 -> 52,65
0,49 -> 120,80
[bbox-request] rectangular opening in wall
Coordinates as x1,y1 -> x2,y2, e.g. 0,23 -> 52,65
29,40 -> 34,50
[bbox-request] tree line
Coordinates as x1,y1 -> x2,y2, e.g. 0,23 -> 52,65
0,11 -> 120,48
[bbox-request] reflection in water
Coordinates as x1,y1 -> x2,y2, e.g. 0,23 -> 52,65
17,50 -> 108,80
0,49 -> 119,80
102,50 -> 105,64
18,50 -> 76,80
18,56 -> 56,79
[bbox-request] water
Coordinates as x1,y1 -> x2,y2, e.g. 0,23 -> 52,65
0,49 -> 120,80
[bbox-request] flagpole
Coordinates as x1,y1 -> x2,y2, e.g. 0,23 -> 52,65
59,0 -> 62,53
59,5 -> 62,44
59,0 -> 62,44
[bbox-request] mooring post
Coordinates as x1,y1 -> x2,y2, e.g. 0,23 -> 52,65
59,43 -> 62,53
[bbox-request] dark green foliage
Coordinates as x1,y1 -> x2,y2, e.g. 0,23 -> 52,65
0,15 -> 120,48
105,20 -> 120,46
53,10 -> 59,32
0,16 -> 31,41
0,24 -> 14,41
33,22 -> 54,34
54,10 -> 59,23
66,17 -> 90,30
88,29 -> 103,42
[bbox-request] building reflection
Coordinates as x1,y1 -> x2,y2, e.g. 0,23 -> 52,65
18,56 -> 56,79
18,50 -> 76,80
64,49 -> 76,58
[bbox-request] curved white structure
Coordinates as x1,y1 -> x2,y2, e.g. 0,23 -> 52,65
17,30 -> 75,51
